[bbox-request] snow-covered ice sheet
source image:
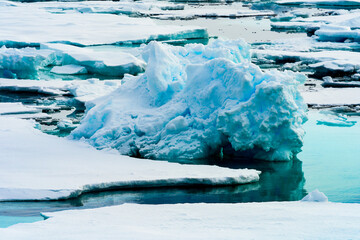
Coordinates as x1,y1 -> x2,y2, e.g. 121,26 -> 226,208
72,40 -> 307,161
29,1 -> 275,20
0,78 -> 121,103
1,201 -> 359,239
0,1 -> 208,47
302,87 -> 360,105
253,49 -> 360,77
0,103 -> 41,115
0,117 -> 259,201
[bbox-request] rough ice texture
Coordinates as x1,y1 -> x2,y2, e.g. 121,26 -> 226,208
71,40 -> 307,161
1,202 -> 360,239
0,47 -> 52,79
0,116 -> 260,201
0,2 -> 208,47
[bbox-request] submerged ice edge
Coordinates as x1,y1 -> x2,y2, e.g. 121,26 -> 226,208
0,174 -> 260,202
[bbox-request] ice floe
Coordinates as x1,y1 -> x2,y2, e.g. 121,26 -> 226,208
0,78 -> 121,103
0,116 -> 260,201
71,39 -> 307,161
0,1 -> 208,47
1,201 -> 359,239
34,1 -> 275,20
302,87 -> 360,106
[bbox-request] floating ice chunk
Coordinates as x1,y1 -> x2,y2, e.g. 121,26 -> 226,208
2,202 -> 360,239
42,43 -> 146,77
72,40 -> 307,161
50,65 -> 87,75
301,189 -> 328,202
0,47 -> 52,79
0,117 -> 260,201
0,78 -> 122,103
316,112 -> 356,127
0,102 -> 41,115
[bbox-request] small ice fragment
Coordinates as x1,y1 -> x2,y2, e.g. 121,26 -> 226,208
301,189 -> 328,202
50,65 -> 87,75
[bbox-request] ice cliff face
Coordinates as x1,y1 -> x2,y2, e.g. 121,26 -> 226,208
71,40 -> 307,161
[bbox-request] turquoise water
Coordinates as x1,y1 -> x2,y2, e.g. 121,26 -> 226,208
299,111 -> 360,203
0,216 -> 44,228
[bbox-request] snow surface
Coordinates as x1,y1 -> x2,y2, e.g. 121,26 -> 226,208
301,87 -> 360,105
1,201 -> 360,239
0,1 -> 208,46
0,116 -> 259,201
71,40 -> 307,161
50,65 -> 87,75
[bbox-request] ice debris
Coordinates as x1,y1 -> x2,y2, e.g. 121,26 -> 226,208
301,189 -> 328,202
71,39 -> 308,161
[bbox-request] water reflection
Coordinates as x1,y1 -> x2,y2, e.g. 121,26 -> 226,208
0,157 -> 306,218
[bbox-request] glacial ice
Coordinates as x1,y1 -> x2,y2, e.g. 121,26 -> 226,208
2,202 -> 360,239
0,116 -> 260,201
71,40 -> 307,161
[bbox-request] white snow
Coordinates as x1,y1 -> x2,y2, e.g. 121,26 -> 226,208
0,2 -> 208,46
1,202 -> 360,239
301,87 -> 360,105
72,40 -> 307,161
0,116 -> 260,201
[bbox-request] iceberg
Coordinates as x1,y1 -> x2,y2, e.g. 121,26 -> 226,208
1,202 -> 360,239
72,40 -> 307,161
